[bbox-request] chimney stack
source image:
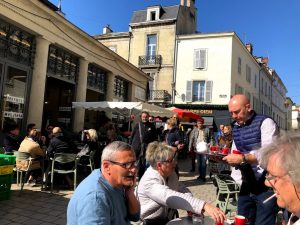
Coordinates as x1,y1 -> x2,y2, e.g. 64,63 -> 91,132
262,57 -> 269,66
103,25 -> 113,34
245,43 -> 253,55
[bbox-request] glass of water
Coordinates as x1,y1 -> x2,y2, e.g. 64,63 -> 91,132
192,214 -> 204,225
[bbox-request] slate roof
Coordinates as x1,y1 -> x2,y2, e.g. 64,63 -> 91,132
130,5 -> 180,24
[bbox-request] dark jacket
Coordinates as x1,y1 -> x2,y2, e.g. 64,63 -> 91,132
3,133 -> 20,153
165,127 -> 183,147
130,121 -> 157,158
47,133 -> 75,158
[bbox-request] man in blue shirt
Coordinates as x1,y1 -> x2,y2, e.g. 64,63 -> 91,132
67,141 -> 140,225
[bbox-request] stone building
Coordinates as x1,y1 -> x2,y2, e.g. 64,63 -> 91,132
0,0 -> 149,133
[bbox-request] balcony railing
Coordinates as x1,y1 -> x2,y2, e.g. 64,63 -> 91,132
148,90 -> 171,102
138,55 -> 162,67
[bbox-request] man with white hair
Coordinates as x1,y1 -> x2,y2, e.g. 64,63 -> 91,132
67,141 -> 140,225
261,132 -> 300,225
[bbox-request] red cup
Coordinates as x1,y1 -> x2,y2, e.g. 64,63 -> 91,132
222,148 -> 229,155
232,149 -> 242,154
215,222 -> 224,225
235,215 -> 247,225
210,146 -> 217,152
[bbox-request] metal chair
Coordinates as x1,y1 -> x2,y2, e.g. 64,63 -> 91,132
214,174 -> 240,214
50,153 -> 78,192
77,150 -> 95,172
14,151 -> 43,194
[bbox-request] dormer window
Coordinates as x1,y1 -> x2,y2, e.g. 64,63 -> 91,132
146,6 -> 161,21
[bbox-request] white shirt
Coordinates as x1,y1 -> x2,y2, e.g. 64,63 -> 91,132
288,214 -> 300,225
231,118 -> 278,185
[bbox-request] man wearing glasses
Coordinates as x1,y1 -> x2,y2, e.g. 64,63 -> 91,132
223,94 -> 279,225
67,141 -> 140,225
261,133 -> 300,225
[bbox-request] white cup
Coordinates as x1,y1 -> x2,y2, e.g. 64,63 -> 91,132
192,214 -> 204,225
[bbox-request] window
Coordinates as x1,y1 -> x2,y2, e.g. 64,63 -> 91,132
238,57 -> 241,74
261,78 -> 264,94
264,81 -> 267,96
186,80 -> 212,102
254,74 -> 257,88
246,64 -> 251,83
194,49 -> 207,69
114,76 -> 129,101
150,11 -> 156,21
235,84 -> 244,95
87,64 -> 107,93
146,34 -> 157,63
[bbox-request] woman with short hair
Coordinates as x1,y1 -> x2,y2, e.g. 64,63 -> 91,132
136,141 -> 225,225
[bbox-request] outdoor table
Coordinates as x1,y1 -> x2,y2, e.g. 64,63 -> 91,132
166,216 -> 233,225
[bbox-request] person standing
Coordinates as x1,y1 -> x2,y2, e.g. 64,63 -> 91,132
223,94 -> 279,225
189,118 -> 211,181
130,111 -> 157,179
67,141 -> 140,225
260,132 -> 300,225
215,124 -> 224,145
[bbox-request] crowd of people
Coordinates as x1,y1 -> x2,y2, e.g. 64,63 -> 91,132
2,94 -> 300,225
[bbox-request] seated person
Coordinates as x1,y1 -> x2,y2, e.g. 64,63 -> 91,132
136,141 -> 225,225
17,129 -> 45,184
2,119 -> 21,154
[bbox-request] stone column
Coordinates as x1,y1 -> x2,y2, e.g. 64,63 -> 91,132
106,72 -> 115,101
27,36 -> 50,129
73,58 -> 88,132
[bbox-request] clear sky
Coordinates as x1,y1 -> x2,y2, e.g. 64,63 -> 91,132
50,0 -> 300,104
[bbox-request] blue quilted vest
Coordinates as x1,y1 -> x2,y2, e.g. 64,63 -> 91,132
232,112 -> 269,153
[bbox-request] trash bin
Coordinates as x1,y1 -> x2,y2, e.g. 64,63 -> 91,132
0,154 -> 16,201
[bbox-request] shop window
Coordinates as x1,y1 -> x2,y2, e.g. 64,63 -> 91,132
114,76 -> 129,101
87,64 -> 107,94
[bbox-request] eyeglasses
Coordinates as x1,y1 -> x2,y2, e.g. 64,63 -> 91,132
161,152 -> 178,164
265,172 -> 288,186
108,160 -> 138,169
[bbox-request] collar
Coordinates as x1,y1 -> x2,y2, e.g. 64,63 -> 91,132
234,110 -> 256,127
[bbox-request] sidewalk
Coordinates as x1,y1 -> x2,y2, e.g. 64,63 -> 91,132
0,157 -> 218,225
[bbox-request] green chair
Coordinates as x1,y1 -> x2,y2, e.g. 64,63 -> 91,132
214,174 -> 240,215
50,153 -> 78,192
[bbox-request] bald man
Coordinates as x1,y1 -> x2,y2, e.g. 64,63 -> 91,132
223,94 -> 279,225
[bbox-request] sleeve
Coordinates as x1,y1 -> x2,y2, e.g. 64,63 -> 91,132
143,178 -> 205,215
76,192 -> 111,225
188,129 -> 195,150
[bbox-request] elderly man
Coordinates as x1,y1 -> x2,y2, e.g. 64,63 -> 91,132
223,94 -> 279,225
261,133 -> 300,225
67,141 -> 140,225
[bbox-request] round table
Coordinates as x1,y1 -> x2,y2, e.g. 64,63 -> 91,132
166,216 -> 233,225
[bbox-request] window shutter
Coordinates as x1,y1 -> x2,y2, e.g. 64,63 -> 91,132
205,80 -> 212,102
199,49 -> 206,69
186,80 -> 192,102
193,50 -> 200,69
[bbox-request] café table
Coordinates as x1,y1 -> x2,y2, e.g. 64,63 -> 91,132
166,216 -> 233,225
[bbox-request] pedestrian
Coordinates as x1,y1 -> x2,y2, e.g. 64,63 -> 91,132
130,111 -> 157,179
188,118 -> 211,181
136,141 -> 225,225
215,124 -> 224,145
223,94 -> 279,225
260,132 -> 300,225
67,141 -> 140,225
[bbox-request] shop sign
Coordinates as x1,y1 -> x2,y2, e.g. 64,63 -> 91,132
4,95 -> 24,104
189,109 -> 213,115
3,111 -> 23,118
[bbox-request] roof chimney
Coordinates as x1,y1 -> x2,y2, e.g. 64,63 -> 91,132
262,57 -> 269,66
245,43 -> 253,55
103,25 -> 113,34
56,0 -> 65,17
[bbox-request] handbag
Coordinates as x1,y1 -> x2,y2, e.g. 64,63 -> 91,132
196,141 -> 208,153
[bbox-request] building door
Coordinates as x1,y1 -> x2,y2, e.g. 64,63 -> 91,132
0,64 -> 29,130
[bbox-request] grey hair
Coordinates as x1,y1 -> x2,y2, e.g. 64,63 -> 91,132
146,141 -> 174,168
261,131 -> 300,185
101,141 -> 134,164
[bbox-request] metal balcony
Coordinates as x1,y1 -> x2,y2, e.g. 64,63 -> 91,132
138,55 -> 162,67
148,90 -> 171,103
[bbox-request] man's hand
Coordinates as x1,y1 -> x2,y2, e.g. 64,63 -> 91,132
223,154 -> 244,166
203,203 -> 226,224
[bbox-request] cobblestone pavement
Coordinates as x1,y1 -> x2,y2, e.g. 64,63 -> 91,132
0,157 -> 220,225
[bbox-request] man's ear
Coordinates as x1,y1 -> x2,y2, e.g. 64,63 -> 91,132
102,161 -> 110,173
246,103 -> 252,112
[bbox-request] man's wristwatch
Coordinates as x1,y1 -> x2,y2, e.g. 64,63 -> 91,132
240,154 -> 247,165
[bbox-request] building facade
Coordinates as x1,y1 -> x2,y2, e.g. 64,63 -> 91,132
95,0 -> 197,105
0,0 -> 149,133
174,32 -> 288,130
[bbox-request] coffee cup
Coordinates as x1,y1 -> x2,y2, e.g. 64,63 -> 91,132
235,215 -> 247,225
232,149 -> 242,154
210,146 -> 217,152
222,147 -> 229,155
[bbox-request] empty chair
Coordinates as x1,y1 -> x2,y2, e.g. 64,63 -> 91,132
50,153 -> 78,192
214,174 -> 240,215
77,150 -> 95,172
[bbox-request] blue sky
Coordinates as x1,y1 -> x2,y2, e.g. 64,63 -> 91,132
50,0 -> 300,104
